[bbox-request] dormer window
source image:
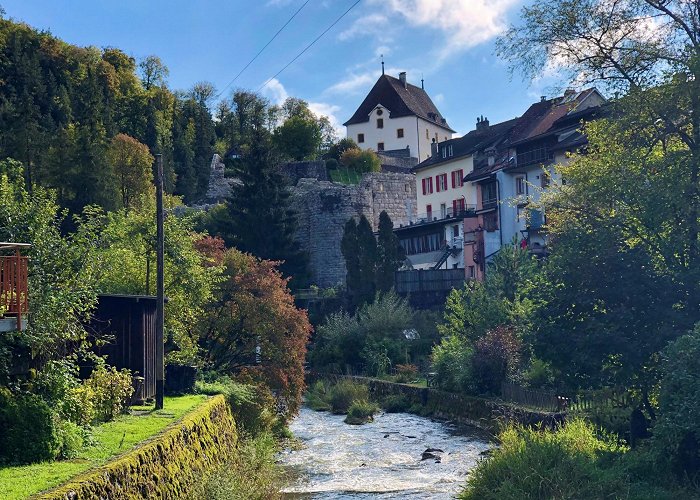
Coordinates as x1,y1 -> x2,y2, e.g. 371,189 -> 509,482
377,118 -> 384,129
376,108 -> 383,116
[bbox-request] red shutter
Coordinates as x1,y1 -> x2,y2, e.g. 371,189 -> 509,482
452,199 -> 457,214
451,171 -> 456,188
422,178 -> 426,195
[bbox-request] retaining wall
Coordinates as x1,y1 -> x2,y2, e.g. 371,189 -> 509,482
39,395 -> 237,500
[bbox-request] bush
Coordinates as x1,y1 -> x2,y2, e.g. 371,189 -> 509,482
471,326 -> 521,395
34,359 -> 96,425
344,399 -> 380,425
461,419 -> 628,500
381,394 -> 411,413
305,380 -> 332,411
329,380 -> 370,414
340,148 -> 380,173
196,377 -> 277,436
0,390 -> 61,464
431,335 -> 473,392
653,324 -> 700,479
85,364 -> 134,422
56,420 -> 85,459
394,364 -> 418,383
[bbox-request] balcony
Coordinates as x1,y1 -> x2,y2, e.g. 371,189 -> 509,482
399,205 -> 477,228
517,147 -> 553,167
0,243 -> 30,332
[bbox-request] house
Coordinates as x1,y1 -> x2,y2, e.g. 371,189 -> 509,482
463,89 -> 606,279
394,116 -> 518,271
0,242 -> 29,332
343,71 -> 455,162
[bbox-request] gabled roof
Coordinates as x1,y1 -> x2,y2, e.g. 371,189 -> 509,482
412,117 -> 519,173
343,74 -> 455,132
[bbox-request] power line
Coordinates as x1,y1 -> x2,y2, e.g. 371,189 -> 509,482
258,0 -> 362,94
215,0 -> 312,100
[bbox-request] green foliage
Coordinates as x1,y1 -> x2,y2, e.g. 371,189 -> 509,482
341,215 -> 378,309
85,364 -> 134,422
381,394 -> 411,413
653,324 -> 700,479
201,431 -> 285,500
472,326 -> 521,395
274,114 -> 322,161
0,390 -> 61,464
461,419 -> 628,500
394,364 -> 419,383
326,137 -> 357,161
328,380 -> 370,414
340,147 -> 381,173
344,399 -> 380,425
376,211 -> 405,292
304,380 -> 332,411
431,334 -> 474,392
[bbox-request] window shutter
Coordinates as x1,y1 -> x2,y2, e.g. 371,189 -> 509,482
451,171 -> 455,188
435,175 -> 440,192
452,199 -> 457,214
422,178 -> 426,195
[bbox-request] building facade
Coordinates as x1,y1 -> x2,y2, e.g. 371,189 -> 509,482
344,72 -> 454,162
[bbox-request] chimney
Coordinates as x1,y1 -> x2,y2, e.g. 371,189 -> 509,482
399,71 -> 407,89
430,138 -> 438,158
476,115 -> 489,131
564,88 -> 576,97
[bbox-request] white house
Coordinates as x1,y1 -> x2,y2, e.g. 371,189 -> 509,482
343,72 -> 454,162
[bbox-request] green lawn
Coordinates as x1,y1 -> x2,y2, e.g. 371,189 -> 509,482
329,167 -> 362,184
0,394 -> 207,500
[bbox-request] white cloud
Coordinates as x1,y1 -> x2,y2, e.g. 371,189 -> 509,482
325,72 -> 377,95
308,101 -> 345,137
261,78 -> 289,105
338,13 -> 390,41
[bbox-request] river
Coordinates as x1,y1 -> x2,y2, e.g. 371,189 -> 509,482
279,407 -> 491,499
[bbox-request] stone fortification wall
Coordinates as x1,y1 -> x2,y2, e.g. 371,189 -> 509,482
278,160 -> 329,185
290,172 -> 416,288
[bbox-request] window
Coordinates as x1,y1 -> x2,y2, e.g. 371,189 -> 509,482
376,108 -> 383,116
453,225 -> 459,238
378,142 -> 385,151
377,118 -> 384,129
451,169 -> 464,188
400,232 -> 442,255
452,198 -> 465,215
468,266 -> 475,278
515,176 -> 526,195
440,203 -> 447,218
397,128 -> 404,138
358,133 -> 364,143
448,145 -> 453,157
426,204 -> 433,219
442,147 -> 447,159
453,263 -> 459,269
436,173 -> 447,192
482,182 -> 498,207
421,177 -> 434,195
426,129 -> 429,139
483,211 -> 498,232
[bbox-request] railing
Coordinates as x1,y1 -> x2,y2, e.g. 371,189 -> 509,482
517,147 -> 552,167
0,248 -> 29,330
501,381 -> 567,412
395,268 -> 466,294
399,205 -> 477,227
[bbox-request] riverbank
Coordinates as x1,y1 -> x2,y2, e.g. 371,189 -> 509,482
309,374 -> 565,433
27,395 -> 235,500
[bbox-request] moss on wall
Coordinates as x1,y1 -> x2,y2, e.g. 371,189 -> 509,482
38,395 -> 237,500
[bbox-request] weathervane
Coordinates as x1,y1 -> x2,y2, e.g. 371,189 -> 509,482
381,54 -> 385,75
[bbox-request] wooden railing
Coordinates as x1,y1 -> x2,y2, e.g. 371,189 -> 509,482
501,381 -> 567,412
0,247 -> 29,330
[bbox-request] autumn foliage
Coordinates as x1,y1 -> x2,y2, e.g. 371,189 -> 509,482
199,245 -> 312,417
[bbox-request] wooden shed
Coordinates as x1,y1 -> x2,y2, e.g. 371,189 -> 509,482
88,294 -> 157,403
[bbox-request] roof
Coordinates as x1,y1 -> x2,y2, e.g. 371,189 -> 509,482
412,117 -> 519,173
344,74 -> 455,132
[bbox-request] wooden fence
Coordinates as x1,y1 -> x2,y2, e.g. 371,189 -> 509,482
500,381 -> 566,412
395,269 -> 466,294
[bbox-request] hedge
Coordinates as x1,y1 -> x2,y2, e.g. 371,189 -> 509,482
37,395 -> 237,499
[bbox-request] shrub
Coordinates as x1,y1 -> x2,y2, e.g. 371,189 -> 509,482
305,380 -> 332,411
196,377 -> 277,436
431,335 -> 473,392
34,359 -> 96,425
461,419 -> 628,500
56,420 -> 85,459
394,364 -> 418,383
381,394 -> 411,413
653,324 -> 700,479
340,148 -> 380,173
471,325 -> 521,395
329,380 -> 370,414
86,364 -> 134,422
0,390 -> 61,464
344,399 -> 380,425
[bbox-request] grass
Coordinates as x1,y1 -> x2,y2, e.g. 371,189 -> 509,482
329,167 -> 362,185
0,394 -> 207,500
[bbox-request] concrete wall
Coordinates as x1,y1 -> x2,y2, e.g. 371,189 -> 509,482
290,172 -> 416,288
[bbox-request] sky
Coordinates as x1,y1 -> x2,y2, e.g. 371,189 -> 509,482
1,0 -> 567,137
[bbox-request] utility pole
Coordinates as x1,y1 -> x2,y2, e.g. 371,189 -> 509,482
155,154 -> 165,410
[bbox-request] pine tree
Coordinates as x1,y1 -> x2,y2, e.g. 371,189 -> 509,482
375,211 -> 405,292
341,218 -> 361,301
211,132 -> 309,289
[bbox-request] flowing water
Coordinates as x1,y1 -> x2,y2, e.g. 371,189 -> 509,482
280,408 -> 491,499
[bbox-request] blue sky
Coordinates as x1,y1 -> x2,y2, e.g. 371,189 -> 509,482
2,0 -> 566,137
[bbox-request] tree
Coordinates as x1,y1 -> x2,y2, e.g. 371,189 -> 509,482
497,0 -> 700,311
199,247 -> 312,416
273,114 -> 322,161
340,215 -> 378,308
139,55 -> 169,90
105,134 -> 154,210
375,211 -> 405,292
340,148 -> 381,173
327,137 -> 358,161
341,218 -> 361,301
206,131 -> 309,288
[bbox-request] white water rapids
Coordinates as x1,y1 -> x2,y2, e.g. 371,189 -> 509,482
280,407 -> 491,499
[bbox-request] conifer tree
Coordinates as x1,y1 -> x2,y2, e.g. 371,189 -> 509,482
375,211 -> 405,292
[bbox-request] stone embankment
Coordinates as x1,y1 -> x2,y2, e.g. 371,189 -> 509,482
39,395 -> 236,500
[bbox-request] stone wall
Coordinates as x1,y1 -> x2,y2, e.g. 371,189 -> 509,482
290,172 -> 416,288
278,160 -> 329,185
